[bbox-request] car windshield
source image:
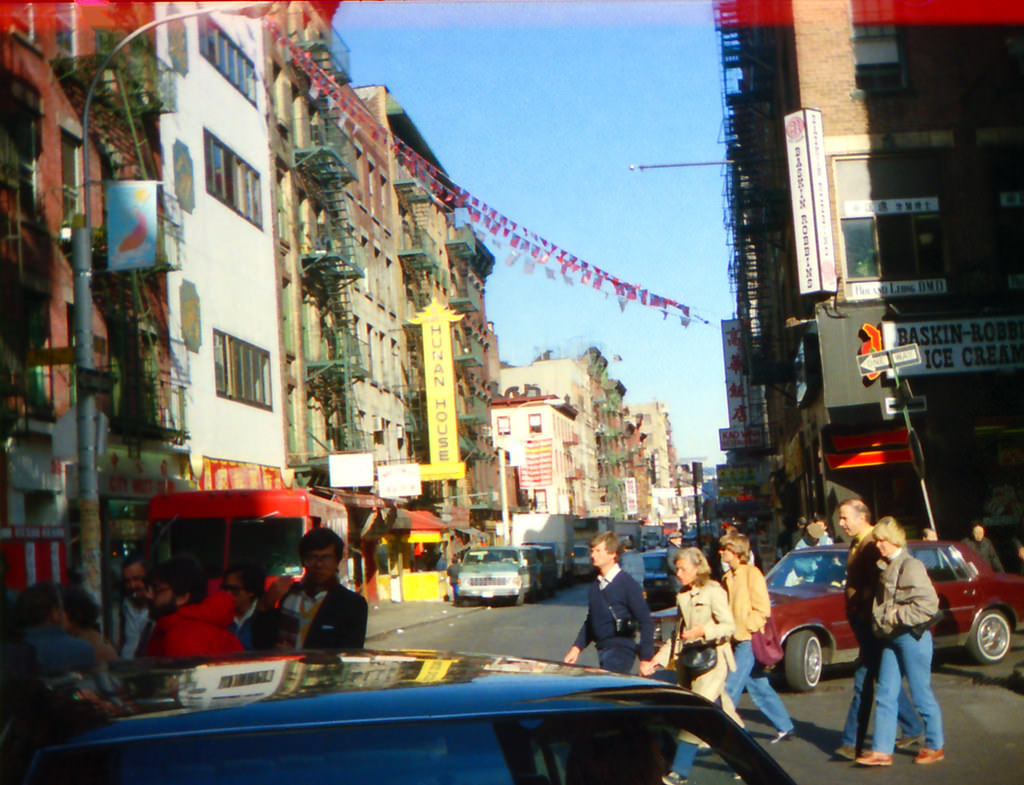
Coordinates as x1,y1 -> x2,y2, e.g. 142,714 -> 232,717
464,549 -> 520,565
765,550 -> 847,589
573,546 -> 589,558
642,553 -> 666,572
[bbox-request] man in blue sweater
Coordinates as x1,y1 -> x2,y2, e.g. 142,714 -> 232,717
564,531 -> 655,674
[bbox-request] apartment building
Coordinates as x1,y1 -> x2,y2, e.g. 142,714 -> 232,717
716,0 -> 1024,539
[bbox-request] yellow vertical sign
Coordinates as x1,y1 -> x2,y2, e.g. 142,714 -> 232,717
408,298 -> 466,480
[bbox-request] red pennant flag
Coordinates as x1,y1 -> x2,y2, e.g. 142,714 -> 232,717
511,235 -> 522,248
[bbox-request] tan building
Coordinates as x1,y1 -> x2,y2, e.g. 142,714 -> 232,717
629,401 -> 678,524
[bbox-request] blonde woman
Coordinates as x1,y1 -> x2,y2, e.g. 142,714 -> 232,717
719,531 -> 794,743
645,547 -> 739,785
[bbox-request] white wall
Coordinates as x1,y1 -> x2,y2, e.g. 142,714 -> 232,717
158,8 -> 285,474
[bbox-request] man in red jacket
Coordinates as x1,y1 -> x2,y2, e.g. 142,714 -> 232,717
146,555 -> 243,657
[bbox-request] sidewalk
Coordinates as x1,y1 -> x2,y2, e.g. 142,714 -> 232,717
365,599 -> 481,642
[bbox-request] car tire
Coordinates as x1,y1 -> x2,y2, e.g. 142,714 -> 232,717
453,595 -> 465,608
966,608 -> 1012,664
784,630 -> 823,692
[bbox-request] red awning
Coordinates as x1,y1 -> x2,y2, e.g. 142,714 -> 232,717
825,449 -> 913,470
393,509 -> 452,532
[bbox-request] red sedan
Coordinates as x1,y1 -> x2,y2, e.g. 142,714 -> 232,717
766,541 -> 1024,691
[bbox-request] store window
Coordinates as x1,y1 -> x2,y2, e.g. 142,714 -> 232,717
837,157 -> 945,281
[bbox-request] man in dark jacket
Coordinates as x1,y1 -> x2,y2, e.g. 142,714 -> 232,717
563,531 -> 654,674
145,555 -> 243,657
961,521 -> 1004,572
254,528 -> 367,650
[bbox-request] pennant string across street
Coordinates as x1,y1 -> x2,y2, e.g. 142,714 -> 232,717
269,19 -> 698,326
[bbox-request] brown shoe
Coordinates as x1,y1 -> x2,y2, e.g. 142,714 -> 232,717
914,748 -> 945,765
834,745 -> 858,761
855,752 -> 893,767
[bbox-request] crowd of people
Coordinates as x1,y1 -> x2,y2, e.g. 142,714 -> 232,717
563,500 -> 950,782
1,527 -> 367,677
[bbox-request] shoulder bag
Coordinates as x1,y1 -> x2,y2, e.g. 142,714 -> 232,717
745,564 -> 785,666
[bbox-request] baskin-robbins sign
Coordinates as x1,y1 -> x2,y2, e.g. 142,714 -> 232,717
882,316 -> 1024,375
408,298 -> 466,480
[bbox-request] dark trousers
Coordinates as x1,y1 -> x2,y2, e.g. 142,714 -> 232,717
597,644 -> 636,674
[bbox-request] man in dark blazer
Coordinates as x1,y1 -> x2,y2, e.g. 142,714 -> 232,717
254,527 -> 367,650
563,531 -> 654,674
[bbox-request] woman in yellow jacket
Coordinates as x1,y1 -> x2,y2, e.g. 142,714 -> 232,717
644,547 -> 740,785
719,531 -> 794,743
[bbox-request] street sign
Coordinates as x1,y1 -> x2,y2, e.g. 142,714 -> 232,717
857,343 -> 922,377
76,368 -> 114,396
882,396 -> 927,418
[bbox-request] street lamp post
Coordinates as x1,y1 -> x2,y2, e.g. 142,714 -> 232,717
72,3 -> 269,608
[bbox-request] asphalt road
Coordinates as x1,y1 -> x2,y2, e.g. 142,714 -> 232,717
370,582 -> 1024,785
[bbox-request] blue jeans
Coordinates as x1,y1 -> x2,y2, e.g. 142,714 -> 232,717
725,640 -> 794,734
841,620 -> 923,749
670,740 -> 698,778
873,630 -> 944,753
597,644 -> 636,674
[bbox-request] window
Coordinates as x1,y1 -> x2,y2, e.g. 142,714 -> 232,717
55,5 -> 74,55
993,150 -> 1024,284
213,330 -> 271,408
496,415 -> 511,435
204,130 -> 262,226
528,413 -> 543,434
852,25 -> 906,91
1,110 -> 39,218
534,489 -> 548,512
837,157 -> 945,281
60,132 -> 80,223
199,17 -> 257,103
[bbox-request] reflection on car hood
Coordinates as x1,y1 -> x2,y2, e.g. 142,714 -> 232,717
4,650 -> 708,748
768,585 -> 838,604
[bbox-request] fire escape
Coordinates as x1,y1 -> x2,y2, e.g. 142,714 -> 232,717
52,28 -> 187,449
395,179 -> 445,461
716,1 -> 789,447
291,32 -> 367,452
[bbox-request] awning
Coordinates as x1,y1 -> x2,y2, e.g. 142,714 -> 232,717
307,493 -> 349,535
393,509 -> 453,532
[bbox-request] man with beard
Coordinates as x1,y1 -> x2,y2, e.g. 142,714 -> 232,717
119,555 -> 150,658
145,555 -> 243,657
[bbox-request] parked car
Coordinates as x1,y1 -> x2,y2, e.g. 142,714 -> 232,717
572,542 -> 595,581
1,651 -> 798,785
652,540 -> 1024,692
522,545 -> 559,600
455,546 -> 532,606
642,548 -> 676,609
523,540 -> 572,587
766,541 -> 1024,691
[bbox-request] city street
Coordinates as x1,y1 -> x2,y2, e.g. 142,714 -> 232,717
369,582 -> 1024,785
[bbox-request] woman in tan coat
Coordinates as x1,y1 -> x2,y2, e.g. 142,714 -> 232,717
719,531 -> 794,743
647,547 -> 740,785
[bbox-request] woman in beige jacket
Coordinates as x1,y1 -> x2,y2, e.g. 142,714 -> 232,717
648,547 -> 740,785
719,531 -> 794,743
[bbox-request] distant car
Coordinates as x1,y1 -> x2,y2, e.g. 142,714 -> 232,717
522,545 -> 559,600
455,546 -> 532,606
766,541 -> 1024,691
1,651 -> 798,785
523,540 -> 572,587
642,548 -> 676,609
572,543 -> 595,581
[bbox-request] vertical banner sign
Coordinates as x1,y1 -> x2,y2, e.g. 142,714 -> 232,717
408,298 -> 466,481
784,109 -> 837,295
105,180 -> 158,271
624,476 -> 639,516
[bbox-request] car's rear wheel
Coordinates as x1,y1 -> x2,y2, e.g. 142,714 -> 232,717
784,630 -> 822,692
966,609 -> 1012,664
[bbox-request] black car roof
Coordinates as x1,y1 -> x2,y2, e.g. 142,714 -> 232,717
8,651 -> 707,750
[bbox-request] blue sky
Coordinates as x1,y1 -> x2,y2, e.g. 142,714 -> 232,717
335,1 -> 733,467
